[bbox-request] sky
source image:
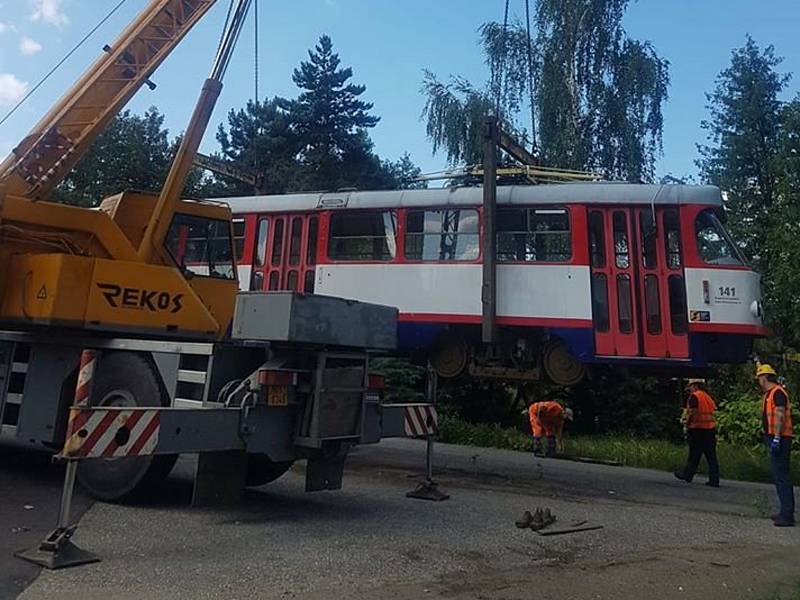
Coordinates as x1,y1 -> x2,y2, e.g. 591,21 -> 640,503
1,0 -> 799,183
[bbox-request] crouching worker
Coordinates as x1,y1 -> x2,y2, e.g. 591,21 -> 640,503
528,400 -> 573,457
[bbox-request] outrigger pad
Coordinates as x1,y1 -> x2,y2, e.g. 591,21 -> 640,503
406,480 -> 450,502
15,527 -> 100,570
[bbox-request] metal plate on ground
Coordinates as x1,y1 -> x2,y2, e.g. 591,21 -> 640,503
232,292 -> 397,350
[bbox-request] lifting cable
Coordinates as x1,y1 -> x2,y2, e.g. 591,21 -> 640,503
0,0 -> 129,128
254,0 -> 259,105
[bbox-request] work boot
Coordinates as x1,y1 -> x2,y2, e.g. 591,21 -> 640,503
530,508 -> 545,531
542,508 -> 556,527
705,481 -> 720,488
515,511 -> 533,529
773,518 -> 795,527
674,471 -> 690,483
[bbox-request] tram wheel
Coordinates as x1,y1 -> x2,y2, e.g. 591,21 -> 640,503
542,342 -> 586,386
76,352 -> 177,502
430,331 -> 468,379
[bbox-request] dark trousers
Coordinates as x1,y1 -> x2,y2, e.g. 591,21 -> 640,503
680,428 -> 719,484
765,435 -> 795,521
533,436 -> 557,457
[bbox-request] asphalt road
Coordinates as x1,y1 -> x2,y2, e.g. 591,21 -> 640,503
7,439 -> 800,599
0,440 -> 92,600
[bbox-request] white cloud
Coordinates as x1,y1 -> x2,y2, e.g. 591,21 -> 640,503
29,0 -> 68,28
0,22 -> 7,33
0,73 -> 29,106
19,36 -> 42,55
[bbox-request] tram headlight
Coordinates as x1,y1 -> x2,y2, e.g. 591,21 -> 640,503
750,300 -> 763,319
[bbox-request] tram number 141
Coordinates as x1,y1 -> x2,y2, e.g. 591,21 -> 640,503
718,286 -> 736,297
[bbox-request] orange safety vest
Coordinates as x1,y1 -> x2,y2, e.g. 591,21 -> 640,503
762,385 -> 793,438
528,401 -> 564,436
686,390 -> 716,430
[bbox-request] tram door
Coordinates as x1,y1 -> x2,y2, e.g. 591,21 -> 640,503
588,207 -> 689,359
249,214 -> 319,293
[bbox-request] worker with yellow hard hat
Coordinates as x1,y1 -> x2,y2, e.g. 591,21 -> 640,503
674,378 -> 720,487
756,363 -> 794,527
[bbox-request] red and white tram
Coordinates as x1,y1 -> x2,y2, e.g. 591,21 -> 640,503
220,183 -> 766,384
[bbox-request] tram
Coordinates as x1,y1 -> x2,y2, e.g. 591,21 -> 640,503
214,183 -> 765,384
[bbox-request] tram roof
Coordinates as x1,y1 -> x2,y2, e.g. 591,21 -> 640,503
221,183 -> 723,214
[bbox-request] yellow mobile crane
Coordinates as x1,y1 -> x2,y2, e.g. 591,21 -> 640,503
0,0 -> 418,510
0,0 -> 237,339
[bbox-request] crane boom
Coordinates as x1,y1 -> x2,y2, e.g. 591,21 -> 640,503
0,0 -> 216,201
194,152 -> 264,193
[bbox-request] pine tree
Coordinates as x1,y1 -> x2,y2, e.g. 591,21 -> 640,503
290,35 -> 380,189
215,97 -> 300,194
697,37 -> 790,260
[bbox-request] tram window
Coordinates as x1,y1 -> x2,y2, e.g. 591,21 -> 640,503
695,210 -> 745,266
250,270 -> 264,291
233,219 -> 246,262
592,273 -> 610,332
612,211 -> 630,269
644,275 -> 662,334
287,270 -> 299,291
307,217 -> 318,265
304,270 -> 315,293
589,211 -> 606,268
405,209 -> 479,261
289,218 -> 303,266
497,208 -> 571,262
640,210 -> 657,269
328,210 -> 397,261
268,271 -> 280,290
668,275 -> 688,335
271,219 -> 285,266
663,210 -> 682,269
254,218 -> 269,267
617,274 -> 633,333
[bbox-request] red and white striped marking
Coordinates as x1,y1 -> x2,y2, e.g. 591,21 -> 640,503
74,349 -> 97,407
404,404 -> 437,438
62,407 -> 161,459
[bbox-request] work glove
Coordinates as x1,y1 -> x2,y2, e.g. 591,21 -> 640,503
770,436 -> 782,455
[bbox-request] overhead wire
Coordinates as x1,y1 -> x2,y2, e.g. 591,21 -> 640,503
0,0 -> 130,128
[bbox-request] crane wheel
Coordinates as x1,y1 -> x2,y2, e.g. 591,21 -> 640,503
430,331 -> 468,379
245,454 -> 294,486
542,342 -> 586,386
76,352 -> 178,502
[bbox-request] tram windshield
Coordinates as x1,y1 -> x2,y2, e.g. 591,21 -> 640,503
694,210 -> 746,266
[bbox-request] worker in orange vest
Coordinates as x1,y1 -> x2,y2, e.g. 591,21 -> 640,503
674,379 -> 720,487
757,363 -> 795,527
528,400 -> 573,457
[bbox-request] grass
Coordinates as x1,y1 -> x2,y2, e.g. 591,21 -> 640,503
437,415 -> 799,484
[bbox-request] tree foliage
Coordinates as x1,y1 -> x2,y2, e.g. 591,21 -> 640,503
55,107 -> 199,206
212,35 -> 422,195
422,0 -> 669,182
697,37 -> 790,261
216,97 -> 300,195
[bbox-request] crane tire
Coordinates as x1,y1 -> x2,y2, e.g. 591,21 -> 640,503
76,352 -> 178,502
